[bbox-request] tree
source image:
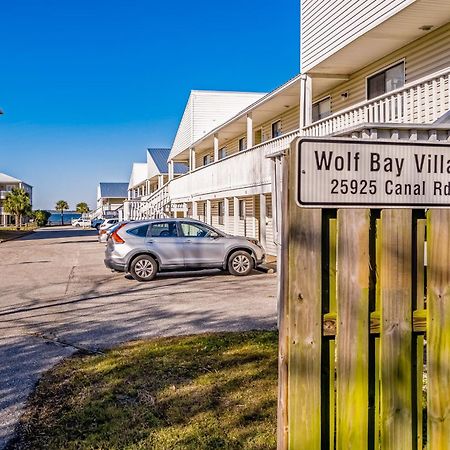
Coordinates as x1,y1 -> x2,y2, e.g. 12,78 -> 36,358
3,188 -> 32,230
55,200 -> 69,226
76,202 -> 90,214
32,210 -> 51,227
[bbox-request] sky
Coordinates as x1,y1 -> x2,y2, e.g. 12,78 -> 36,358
0,0 -> 299,210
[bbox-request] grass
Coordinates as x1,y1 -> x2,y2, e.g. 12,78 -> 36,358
9,331 -> 278,450
0,226 -> 36,242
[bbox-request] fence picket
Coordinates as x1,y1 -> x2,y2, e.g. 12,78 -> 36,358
380,209 -> 413,450
427,209 -> 450,449
335,210 -> 370,449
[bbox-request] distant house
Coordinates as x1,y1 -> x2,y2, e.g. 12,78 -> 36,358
96,182 -> 128,218
0,172 -> 33,226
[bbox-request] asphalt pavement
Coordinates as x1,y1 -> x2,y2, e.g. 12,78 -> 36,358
0,226 -> 277,448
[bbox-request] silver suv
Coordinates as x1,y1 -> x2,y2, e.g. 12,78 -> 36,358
104,218 -> 265,281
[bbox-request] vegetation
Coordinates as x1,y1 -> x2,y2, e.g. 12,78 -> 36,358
32,210 -> 51,227
75,202 -> 90,214
9,331 -> 278,450
3,188 -> 32,230
55,200 -> 69,226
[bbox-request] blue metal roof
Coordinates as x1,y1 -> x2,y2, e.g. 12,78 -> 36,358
98,182 -> 129,198
147,148 -> 188,175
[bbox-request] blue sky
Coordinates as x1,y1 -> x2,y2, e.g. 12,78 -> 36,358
0,0 -> 299,210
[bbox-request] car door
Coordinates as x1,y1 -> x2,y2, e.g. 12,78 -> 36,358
180,221 -> 226,267
147,221 -> 184,268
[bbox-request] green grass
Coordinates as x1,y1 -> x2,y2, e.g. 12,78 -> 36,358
9,331 -> 278,450
0,227 -> 35,242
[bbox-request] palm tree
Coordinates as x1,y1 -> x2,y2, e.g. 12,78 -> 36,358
3,188 -> 31,230
76,202 -> 90,214
55,200 -> 69,226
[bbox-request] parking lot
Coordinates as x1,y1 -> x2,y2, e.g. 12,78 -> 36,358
0,226 -> 277,448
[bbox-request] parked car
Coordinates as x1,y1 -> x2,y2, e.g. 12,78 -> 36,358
72,218 -> 92,228
92,218 -> 104,230
98,222 -> 124,243
99,218 -> 119,231
104,218 -> 265,282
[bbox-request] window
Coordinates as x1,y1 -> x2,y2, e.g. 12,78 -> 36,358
218,147 -> 227,160
149,222 -> 178,237
312,97 -> 331,123
239,200 -> 245,220
238,137 -> 247,152
271,120 -> 282,138
367,62 -> 405,100
181,222 -> 218,238
254,129 -> 262,145
203,154 -> 212,166
126,224 -> 150,237
218,201 -> 224,225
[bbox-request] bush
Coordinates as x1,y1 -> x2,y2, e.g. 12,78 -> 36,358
32,210 -> 51,227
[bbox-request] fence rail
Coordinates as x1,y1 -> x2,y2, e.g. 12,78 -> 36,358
304,68 -> 450,136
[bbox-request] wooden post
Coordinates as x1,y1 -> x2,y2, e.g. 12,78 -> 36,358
285,147 -> 322,449
247,113 -> 253,149
259,194 -> 267,251
234,197 -> 239,235
224,198 -> 230,233
427,209 -> 450,449
206,199 -> 212,225
214,134 -> 219,161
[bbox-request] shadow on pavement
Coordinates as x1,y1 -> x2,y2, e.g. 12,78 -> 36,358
19,227 -> 98,241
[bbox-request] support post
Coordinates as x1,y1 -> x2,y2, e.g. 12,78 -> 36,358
214,134 -> 219,161
259,193 -> 267,250
206,199 -> 212,225
224,197 -> 230,233
246,113 -> 253,149
189,147 -> 196,172
234,197 -> 239,235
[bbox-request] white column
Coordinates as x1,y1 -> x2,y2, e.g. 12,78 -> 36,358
158,175 -> 164,189
259,194 -> 267,250
189,147 -> 196,171
206,199 -> 212,225
192,200 -> 197,219
233,197 -> 239,235
213,134 -> 219,161
246,113 -> 253,149
168,161 -> 174,180
224,198 -> 230,233
252,196 -> 257,238
183,203 -> 188,218
300,74 -> 313,129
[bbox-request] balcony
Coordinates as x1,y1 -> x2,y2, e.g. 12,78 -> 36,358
124,184 -> 170,220
0,191 -> 11,200
168,130 -> 300,202
304,68 -> 450,137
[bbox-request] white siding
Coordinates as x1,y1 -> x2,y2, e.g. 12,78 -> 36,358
169,91 -> 266,161
314,23 -> 450,115
301,0 -> 416,71
265,194 -> 277,257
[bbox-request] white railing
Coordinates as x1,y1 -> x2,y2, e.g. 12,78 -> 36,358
304,68 -> 450,136
124,184 -> 170,220
169,130 -> 300,201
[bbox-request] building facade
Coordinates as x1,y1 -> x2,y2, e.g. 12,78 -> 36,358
95,182 -> 129,219
0,172 -> 33,226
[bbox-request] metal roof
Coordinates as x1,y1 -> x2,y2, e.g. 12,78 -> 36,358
147,148 -> 188,174
98,182 -> 129,198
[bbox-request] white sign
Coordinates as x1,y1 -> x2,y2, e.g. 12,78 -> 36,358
297,138 -> 450,208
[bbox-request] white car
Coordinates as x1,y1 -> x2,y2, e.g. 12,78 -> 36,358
72,218 -> 92,228
99,218 -> 119,231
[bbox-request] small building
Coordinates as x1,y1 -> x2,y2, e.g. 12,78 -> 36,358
0,172 -> 33,226
96,182 -> 128,218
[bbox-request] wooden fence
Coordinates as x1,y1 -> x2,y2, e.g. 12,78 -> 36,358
278,152 -> 450,449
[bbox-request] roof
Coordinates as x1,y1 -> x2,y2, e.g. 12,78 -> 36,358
147,148 -> 188,175
98,182 -> 129,198
0,172 -> 23,183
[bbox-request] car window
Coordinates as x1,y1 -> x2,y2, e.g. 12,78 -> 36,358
150,222 -> 178,238
126,224 -> 150,237
181,222 -> 218,238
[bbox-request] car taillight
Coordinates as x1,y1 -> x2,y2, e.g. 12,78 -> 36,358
111,224 -> 126,244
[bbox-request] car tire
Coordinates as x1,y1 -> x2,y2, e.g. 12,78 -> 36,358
130,255 -> 158,282
228,251 -> 254,276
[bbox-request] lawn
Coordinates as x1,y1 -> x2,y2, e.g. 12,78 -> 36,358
0,227 -> 35,242
8,331 -> 278,450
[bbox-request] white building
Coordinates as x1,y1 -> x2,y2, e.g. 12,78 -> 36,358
95,182 -> 129,218
0,172 -> 33,226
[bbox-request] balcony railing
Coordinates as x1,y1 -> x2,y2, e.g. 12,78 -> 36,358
124,184 -> 170,220
168,130 -> 300,201
304,68 -> 450,137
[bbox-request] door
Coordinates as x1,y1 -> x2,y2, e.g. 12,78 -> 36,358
180,221 -> 225,267
147,221 -> 184,267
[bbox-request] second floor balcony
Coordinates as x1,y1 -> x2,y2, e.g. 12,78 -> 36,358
304,68 -> 450,137
168,130 -> 300,202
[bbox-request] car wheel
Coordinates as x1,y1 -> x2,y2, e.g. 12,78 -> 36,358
228,251 -> 253,276
130,255 -> 158,282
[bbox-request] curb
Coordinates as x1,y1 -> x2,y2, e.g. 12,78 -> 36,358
0,230 -> 35,243
256,264 -> 277,274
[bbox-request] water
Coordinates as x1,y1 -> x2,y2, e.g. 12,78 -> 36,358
47,211 -> 81,226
